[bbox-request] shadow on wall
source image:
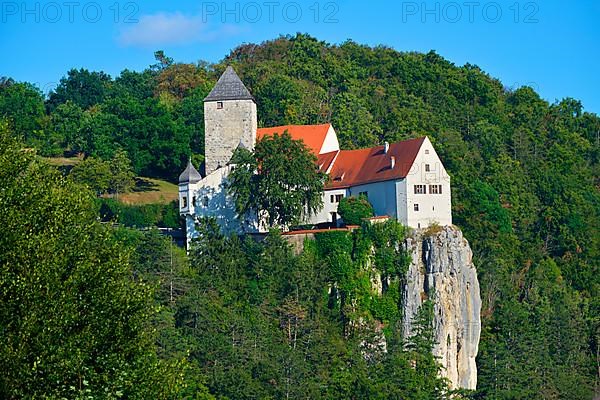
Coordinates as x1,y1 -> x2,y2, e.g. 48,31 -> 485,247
196,180 -> 246,233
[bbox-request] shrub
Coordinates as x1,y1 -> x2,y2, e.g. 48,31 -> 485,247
337,195 -> 374,225
97,199 -> 181,228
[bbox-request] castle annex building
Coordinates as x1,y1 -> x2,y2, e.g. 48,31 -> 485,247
179,67 -> 452,247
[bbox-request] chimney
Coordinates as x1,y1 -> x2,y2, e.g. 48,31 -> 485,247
384,141 -> 389,153
390,156 -> 396,169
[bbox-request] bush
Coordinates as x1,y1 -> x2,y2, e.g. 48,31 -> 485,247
98,199 -> 181,228
337,195 -> 374,225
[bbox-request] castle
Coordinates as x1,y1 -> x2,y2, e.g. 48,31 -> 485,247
179,67 -> 452,247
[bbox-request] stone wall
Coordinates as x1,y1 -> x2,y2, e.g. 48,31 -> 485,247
204,99 -> 257,175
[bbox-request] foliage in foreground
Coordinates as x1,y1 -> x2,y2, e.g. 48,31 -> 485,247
0,124 -> 183,399
166,218 -> 453,399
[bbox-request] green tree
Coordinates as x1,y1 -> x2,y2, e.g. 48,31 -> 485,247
151,50 -> 174,71
50,101 -> 85,153
109,148 -> 135,198
331,91 -> 382,148
69,156 -> 111,195
47,68 -> 111,111
0,82 -> 47,146
228,132 -> 327,229
0,123 -> 182,399
337,195 -> 374,225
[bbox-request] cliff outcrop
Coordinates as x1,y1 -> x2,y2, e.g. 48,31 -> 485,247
403,226 -> 481,390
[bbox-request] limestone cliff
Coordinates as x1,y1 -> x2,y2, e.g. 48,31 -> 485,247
402,225 -> 481,390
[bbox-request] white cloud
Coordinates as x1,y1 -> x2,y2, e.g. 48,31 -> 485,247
118,12 -> 240,47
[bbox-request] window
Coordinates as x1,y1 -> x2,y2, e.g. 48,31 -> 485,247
182,196 -> 187,208
217,101 -> 223,109
331,194 -> 344,203
414,185 -> 426,194
202,196 -> 209,207
425,149 -> 430,154
414,203 -> 419,211
425,164 -> 431,172
192,196 -> 197,206
359,191 -> 368,199
429,184 -> 442,194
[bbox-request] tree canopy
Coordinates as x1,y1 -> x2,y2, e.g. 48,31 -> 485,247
0,123 -> 182,398
228,131 -> 327,229
338,195 -> 375,225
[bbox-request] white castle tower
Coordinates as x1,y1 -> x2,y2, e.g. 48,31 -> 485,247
203,66 -> 257,175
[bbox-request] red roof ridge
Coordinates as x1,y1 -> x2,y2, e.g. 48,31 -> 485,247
260,122 -> 331,128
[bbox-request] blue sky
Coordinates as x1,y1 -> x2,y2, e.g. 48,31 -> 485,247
1,0 -> 599,113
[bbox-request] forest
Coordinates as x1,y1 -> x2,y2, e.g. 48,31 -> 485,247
0,34 -> 598,399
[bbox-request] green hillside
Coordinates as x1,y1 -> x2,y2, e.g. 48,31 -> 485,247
0,34 -> 598,399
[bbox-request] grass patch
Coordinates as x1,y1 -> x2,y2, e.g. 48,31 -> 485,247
43,156 -> 83,167
117,177 -> 178,205
423,222 -> 444,237
45,156 -> 178,206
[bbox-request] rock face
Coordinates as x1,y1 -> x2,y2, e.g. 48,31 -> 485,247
402,226 -> 481,390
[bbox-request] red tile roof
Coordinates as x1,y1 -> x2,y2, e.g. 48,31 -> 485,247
258,122 -> 426,189
316,150 -> 338,173
257,124 -> 331,155
326,137 -> 426,189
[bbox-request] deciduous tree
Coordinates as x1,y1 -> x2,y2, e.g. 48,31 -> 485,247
228,132 -> 327,229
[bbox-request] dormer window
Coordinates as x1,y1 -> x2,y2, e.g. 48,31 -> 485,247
217,101 -> 223,109
333,172 -> 345,181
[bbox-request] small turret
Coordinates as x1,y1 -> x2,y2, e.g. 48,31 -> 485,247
178,159 -> 202,184
178,159 -> 202,215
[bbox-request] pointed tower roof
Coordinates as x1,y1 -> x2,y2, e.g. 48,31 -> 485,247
178,159 -> 202,183
204,66 -> 255,102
